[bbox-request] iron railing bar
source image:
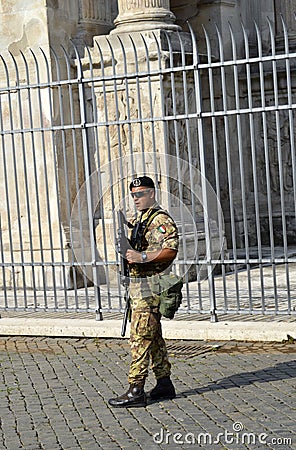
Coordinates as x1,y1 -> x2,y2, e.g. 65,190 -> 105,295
118,32 -> 142,224
4,53 -> 27,307
105,36 -> 128,310
1,306 -> 293,315
81,47 -> 296,74
30,48 -> 66,308
152,31 -> 173,270
0,63 -> 18,305
3,101 -> 296,134
282,16 -> 294,314
165,30 -> 189,311
39,47 -> 71,309
49,47 -> 72,310
255,22 -> 277,313
200,103 -> 296,117
82,64 -> 195,81
1,257 -> 296,266
243,22 -> 265,309
211,309 -> 296,315
16,51 -> 38,308
229,23 -> 253,312
115,35 -> 137,181
178,30 -> 199,305
0,78 -> 85,92
0,68 -> 188,94
88,42 -> 113,310
191,23 -> 217,322
21,51 -> 45,309
61,45 -> 86,310
216,25 -> 240,311
152,32 -> 185,309
0,214 -> 8,307
268,18 -> 290,314
141,34 -> 160,189
192,26 -> 209,312
104,37 -> 127,312
129,35 -> 146,171
0,307 -> 100,313
0,46 -> 295,91
73,41 -> 103,321
197,51 -> 296,68
175,258 -> 296,264
284,24 -> 296,232
203,24 -> 228,312
2,48 -> 296,94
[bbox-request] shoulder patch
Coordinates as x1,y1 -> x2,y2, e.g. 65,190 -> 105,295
158,225 -> 166,233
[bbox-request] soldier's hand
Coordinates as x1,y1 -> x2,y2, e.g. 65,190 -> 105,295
126,249 -> 142,264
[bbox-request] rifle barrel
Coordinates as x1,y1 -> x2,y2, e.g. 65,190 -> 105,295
117,210 -> 131,337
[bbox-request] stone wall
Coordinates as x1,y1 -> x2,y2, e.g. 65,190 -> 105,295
1,0 -> 296,291
0,1 -> 118,289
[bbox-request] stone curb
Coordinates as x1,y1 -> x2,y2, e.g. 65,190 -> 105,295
0,317 -> 296,342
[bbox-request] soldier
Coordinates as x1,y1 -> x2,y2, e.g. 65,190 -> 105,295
108,176 -> 179,408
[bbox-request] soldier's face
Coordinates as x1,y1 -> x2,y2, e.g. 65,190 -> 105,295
131,187 -> 155,211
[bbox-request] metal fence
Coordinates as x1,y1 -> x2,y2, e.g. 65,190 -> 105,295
1,19 -> 296,320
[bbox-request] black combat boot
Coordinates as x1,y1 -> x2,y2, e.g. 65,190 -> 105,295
149,376 -> 176,400
108,384 -> 147,408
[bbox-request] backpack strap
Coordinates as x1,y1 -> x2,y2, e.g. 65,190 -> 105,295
145,208 -> 171,229
130,208 -> 171,251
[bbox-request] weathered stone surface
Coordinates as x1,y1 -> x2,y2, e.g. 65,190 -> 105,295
112,0 -> 180,33
1,0 -> 296,291
0,1 -> 118,289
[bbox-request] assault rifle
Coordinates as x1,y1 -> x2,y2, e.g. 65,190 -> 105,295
117,209 -> 132,337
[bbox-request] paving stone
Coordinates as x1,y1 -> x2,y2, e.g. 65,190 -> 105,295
0,337 -> 295,449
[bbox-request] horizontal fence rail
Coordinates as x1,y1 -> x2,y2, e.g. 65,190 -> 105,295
0,19 -> 296,319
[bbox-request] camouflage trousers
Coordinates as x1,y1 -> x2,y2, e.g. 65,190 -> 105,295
128,279 -> 171,385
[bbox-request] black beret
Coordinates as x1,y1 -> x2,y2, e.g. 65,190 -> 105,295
129,176 -> 155,190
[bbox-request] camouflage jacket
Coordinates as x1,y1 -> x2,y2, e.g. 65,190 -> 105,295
129,203 -> 179,278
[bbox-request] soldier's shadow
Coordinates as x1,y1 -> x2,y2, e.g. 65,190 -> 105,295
176,360 -> 296,398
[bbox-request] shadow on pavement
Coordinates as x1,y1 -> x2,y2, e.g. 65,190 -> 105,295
178,360 -> 296,396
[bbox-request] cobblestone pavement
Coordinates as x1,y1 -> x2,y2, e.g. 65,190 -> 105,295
0,337 -> 295,450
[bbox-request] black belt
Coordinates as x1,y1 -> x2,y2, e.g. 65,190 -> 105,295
131,306 -> 159,313
131,276 -> 147,282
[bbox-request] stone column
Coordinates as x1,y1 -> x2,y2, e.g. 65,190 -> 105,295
75,0 -> 118,45
111,0 -> 180,33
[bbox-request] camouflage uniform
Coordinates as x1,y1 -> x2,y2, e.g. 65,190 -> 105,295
128,203 -> 179,385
